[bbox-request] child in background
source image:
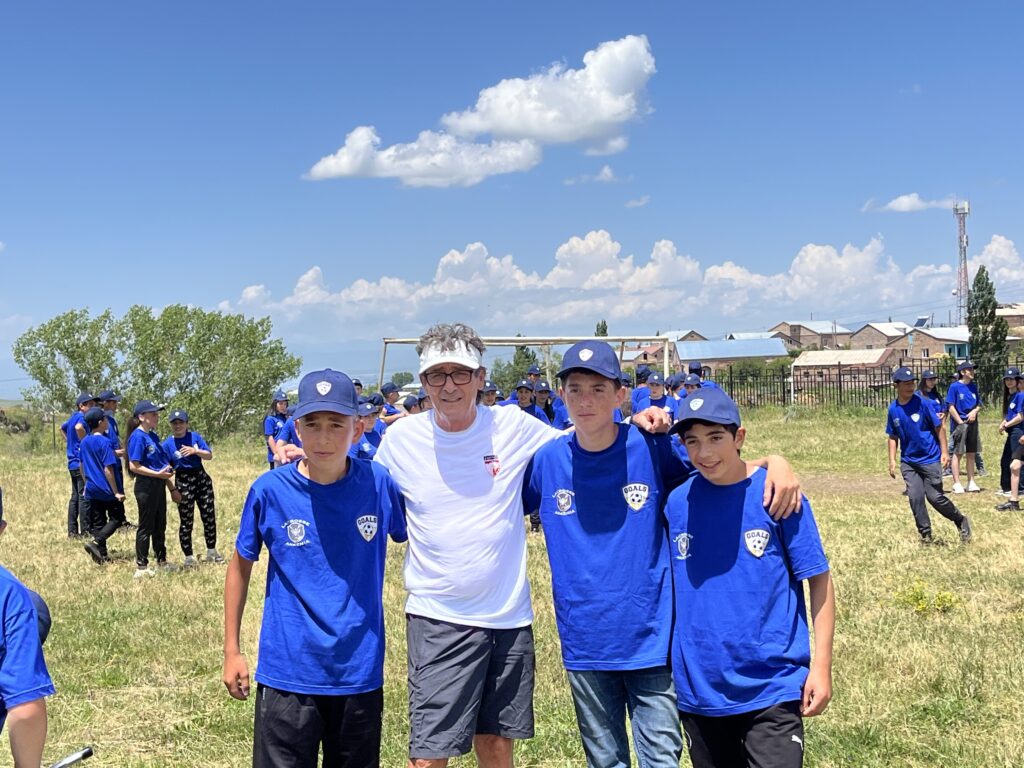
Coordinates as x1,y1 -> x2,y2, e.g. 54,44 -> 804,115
402,394 -> 422,415
273,408 -> 302,466
163,409 -> 223,566
947,361 -> 982,494
79,407 -> 127,564
99,389 -> 131,528
479,380 -> 499,407
126,400 -> 181,579
995,368 -> 1024,511
223,369 -> 407,767
379,382 -> 405,430
65,392 -> 98,538
264,390 -> 289,471
349,401 -> 384,461
664,388 -> 835,768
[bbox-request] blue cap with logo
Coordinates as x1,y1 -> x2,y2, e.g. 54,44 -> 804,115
381,382 -> 399,395
558,340 -> 622,381
514,378 -> 534,392
1005,366 -> 1022,378
76,392 -> 98,407
97,390 -> 121,402
169,408 -> 189,422
683,373 -> 701,386
402,395 -> 420,410
293,369 -> 358,420
535,379 -> 552,393
668,387 -> 742,435
891,366 -> 917,383
647,372 -> 666,386
481,379 -> 498,393
273,389 -> 288,402
688,361 -> 704,374
921,369 -> 938,380
368,392 -> 385,407
133,400 -> 164,417
357,401 -> 380,416
957,360 -> 975,372
83,406 -> 106,429
527,365 -> 542,375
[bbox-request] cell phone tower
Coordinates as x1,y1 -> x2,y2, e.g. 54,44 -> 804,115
953,200 -> 970,325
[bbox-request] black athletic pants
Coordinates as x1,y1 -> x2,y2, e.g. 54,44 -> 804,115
67,469 -> 87,535
84,497 -> 122,555
174,467 -> 217,556
253,684 -> 383,768
133,475 -> 168,567
900,461 -> 964,537
680,700 -> 804,768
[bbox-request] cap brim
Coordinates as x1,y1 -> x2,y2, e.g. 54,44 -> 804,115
293,402 -> 358,420
668,415 -> 739,437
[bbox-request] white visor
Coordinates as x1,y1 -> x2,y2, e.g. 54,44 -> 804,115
418,341 -> 483,374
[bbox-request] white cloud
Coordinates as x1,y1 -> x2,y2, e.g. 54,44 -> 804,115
564,164 -> 622,185
441,35 -> 655,145
307,36 -> 653,187
307,126 -> 542,188
866,192 -> 957,213
969,234 -> 1022,288
625,195 -> 650,208
221,230 -> 998,343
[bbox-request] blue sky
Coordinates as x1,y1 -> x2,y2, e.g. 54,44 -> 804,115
2,2 -> 1022,395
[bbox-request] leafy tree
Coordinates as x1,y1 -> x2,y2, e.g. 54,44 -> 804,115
13,305 -> 301,439
595,320 -> 608,337
392,371 -> 414,388
936,354 -> 958,389
967,265 -> 1009,405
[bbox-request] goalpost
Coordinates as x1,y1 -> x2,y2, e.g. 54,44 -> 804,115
378,335 -> 674,387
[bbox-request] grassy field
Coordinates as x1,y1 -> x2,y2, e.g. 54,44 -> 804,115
1,408 -> 1023,766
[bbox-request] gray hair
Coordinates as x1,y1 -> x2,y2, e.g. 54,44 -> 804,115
416,323 -> 487,357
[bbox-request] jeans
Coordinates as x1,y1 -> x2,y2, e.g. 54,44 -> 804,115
67,469 -> 87,535
567,665 -> 682,768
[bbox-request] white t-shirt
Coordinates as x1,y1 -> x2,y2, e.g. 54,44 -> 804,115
375,404 -> 559,628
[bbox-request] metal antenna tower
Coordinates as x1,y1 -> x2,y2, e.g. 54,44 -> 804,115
953,200 -> 970,325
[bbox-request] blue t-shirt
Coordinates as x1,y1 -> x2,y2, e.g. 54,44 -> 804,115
0,565 -> 56,734
630,385 -> 649,412
103,412 -> 124,492
380,403 -> 400,434
65,411 -> 86,470
276,417 -> 303,450
886,394 -> 942,465
664,467 -> 829,716
523,424 -> 691,670
348,427 -> 383,461
519,404 -> 551,425
127,428 -> 172,474
235,460 -> 407,695
162,431 -> 211,471
636,394 -> 678,422
946,380 -> 980,421
80,433 -> 118,501
919,389 -> 945,424
1005,391 -> 1024,423
698,379 -> 721,391
264,413 -> 288,463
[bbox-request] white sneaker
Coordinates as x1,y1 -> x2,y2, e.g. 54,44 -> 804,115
204,548 -> 225,563
183,555 -> 199,569
967,480 -> 981,493
952,482 -> 965,494
133,567 -> 156,579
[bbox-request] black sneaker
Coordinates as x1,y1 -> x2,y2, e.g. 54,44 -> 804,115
920,533 -> 934,545
957,515 -> 973,543
83,540 -> 107,564
995,499 -> 1020,511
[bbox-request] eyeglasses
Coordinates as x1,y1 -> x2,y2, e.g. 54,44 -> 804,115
424,369 -> 475,387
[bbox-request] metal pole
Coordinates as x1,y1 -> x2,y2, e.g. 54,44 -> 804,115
377,341 -> 389,392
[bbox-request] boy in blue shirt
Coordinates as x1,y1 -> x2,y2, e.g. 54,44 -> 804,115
887,368 -> 973,543
264,389 -> 289,470
946,361 -> 982,494
223,369 -> 407,768
664,388 -> 835,768
79,407 -> 128,564
512,379 -> 551,424
637,372 -> 677,421
348,401 -> 384,461
687,361 -> 721,391
99,389 -> 132,529
64,392 -> 98,538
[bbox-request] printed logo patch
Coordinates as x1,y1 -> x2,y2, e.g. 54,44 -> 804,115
578,349 -> 594,361
622,483 -> 649,511
356,515 -> 378,542
689,397 -> 705,411
285,519 -> 310,547
553,489 -> 576,515
911,413 -> 920,422
674,532 -> 692,559
316,381 -> 332,395
744,528 -> 770,558
484,454 -> 501,477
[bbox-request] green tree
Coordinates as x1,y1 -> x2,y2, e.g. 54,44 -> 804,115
967,265 -> 1009,405
936,354 -> 958,388
13,305 -> 301,439
595,320 -> 608,337
392,371 -> 414,388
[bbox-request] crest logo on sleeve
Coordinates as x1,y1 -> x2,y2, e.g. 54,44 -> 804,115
744,529 -> 770,558
284,519 -> 310,547
356,515 -> 378,542
553,489 -> 576,515
622,483 -> 649,511
316,381 -> 332,395
674,532 -> 692,560
483,454 -> 501,477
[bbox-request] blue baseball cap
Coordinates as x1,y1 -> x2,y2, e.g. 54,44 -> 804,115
668,387 -> 742,436
352,378 -> 362,387
76,392 -> 98,407
368,392 -> 385,407
514,378 -> 534,392
891,367 -> 917,383
169,409 -> 189,422
535,379 -> 552,393
647,372 -> 666,386
402,394 -> 420,410
683,373 -> 701,386
558,340 -> 622,381
527,365 -> 542,375
133,400 -> 164,417
357,401 -> 379,416
381,382 -> 399,395
481,379 -> 498,393
97,390 -> 121,402
1005,366 -> 1022,378
83,406 -> 106,429
417,388 -> 428,401
957,361 -> 975,372
921,370 -> 938,380
621,374 -> 632,386
273,389 -> 288,401
688,361 -> 704,374
293,369 -> 358,420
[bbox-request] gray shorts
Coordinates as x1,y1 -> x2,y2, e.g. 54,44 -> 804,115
950,421 -> 980,455
406,614 -> 535,760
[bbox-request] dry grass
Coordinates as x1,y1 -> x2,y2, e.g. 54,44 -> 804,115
1,410 -> 1023,766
